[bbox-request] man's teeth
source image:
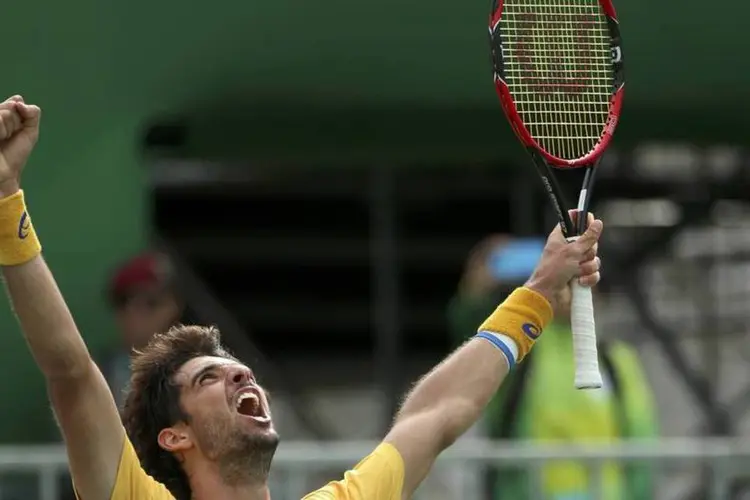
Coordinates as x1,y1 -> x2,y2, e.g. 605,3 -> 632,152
237,393 -> 256,408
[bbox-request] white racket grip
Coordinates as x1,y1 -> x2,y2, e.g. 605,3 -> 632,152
570,282 -> 602,389
567,236 -> 603,390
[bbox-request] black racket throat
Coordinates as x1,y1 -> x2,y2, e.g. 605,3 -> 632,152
527,148 -> 598,238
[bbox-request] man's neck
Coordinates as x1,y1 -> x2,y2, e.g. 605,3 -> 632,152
191,481 -> 271,500
192,483 -> 271,500
189,465 -> 271,500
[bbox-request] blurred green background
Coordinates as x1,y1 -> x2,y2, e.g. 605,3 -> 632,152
0,0 -> 744,442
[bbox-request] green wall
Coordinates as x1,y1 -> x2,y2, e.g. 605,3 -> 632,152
141,0 -> 750,162
1,0 -> 745,441
1,4 -> 149,442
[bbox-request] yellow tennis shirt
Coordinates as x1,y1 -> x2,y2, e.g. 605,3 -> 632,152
84,433 -> 404,500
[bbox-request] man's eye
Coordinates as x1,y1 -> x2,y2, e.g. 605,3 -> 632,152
199,373 -> 216,384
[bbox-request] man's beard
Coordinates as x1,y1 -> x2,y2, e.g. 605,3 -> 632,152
195,416 -> 280,486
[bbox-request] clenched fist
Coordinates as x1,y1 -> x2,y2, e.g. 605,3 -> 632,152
0,95 -> 41,198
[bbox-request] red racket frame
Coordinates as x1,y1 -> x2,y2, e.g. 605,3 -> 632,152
489,0 -> 624,169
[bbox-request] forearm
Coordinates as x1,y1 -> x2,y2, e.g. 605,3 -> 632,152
397,336 -> 509,447
0,189 -> 92,380
396,287 -> 552,446
4,256 -> 93,379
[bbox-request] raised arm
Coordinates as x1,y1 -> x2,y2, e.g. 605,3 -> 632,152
0,96 -> 126,500
385,215 -> 603,499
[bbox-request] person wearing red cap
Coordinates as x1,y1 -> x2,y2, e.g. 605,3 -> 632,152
104,252 -> 184,408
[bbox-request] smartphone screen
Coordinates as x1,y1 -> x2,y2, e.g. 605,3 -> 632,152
487,238 -> 546,282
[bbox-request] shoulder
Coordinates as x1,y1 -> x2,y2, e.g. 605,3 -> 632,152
302,443 -> 404,500
110,436 -> 174,500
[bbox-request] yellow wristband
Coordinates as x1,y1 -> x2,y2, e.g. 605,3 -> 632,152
476,287 -> 553,362
0,190 -> 42,266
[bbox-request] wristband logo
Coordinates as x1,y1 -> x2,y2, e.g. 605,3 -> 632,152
17,212 -> 30,240
522,322 -> 541,339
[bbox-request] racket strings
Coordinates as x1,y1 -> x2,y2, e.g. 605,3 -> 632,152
499,0 -> 613,160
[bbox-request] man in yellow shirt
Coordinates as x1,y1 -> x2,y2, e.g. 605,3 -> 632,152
0,95 -> 603,500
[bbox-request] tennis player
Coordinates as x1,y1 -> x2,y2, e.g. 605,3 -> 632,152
0,95 -> 602,500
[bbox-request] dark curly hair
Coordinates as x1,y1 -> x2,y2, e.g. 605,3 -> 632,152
121,324 -> 237,500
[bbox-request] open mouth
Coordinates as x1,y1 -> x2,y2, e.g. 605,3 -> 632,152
235,391 -> 270,423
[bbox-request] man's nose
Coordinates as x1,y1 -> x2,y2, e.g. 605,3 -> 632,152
227,367 -> 251,386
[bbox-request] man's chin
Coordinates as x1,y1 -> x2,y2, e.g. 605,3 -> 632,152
241,421 -> 279,447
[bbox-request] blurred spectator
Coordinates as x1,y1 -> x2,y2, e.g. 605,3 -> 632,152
103,251 -> 184,408
447,235 -> 659,500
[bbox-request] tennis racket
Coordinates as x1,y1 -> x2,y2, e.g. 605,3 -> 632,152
488,0 -> 624,389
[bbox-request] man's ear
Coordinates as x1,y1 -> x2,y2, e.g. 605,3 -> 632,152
158,423 -> 193,453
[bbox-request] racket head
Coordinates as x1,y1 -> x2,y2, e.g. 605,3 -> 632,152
489,0 -> 624,169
